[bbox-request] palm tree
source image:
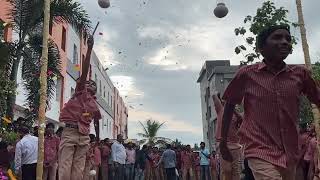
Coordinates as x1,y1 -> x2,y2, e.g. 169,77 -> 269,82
172,138 -> 183,147
138,119 -> 172,146
0,24 -> 15,119
5,0 -> 91,119
21,32 -> 61,124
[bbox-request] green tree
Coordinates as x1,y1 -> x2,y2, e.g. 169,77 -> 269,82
5,0 -> 91,120
138,119 -> 172,146
299,95 -> 313,129
234,1 -> 298,65
172,138 -> 183,147
21,33 -> 61,123
193,143 -> 200,151
298,62 -> 320,129
0,22 -> 15,120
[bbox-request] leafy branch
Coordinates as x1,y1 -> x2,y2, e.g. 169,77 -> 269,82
234,1 -> 299,65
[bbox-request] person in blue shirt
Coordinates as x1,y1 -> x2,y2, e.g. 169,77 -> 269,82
199,142 -> 211,180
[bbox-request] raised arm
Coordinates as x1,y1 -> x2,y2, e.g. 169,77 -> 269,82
220,102 -> 236,162
77,35 -> 94,91
212,93 -> 223,115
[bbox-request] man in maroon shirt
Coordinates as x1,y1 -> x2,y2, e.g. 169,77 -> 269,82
58,35 -> 102,180
101,138 -> 111,180
220,25 -> 320,179
43,123 -> 60,180
181,145 -> 194,180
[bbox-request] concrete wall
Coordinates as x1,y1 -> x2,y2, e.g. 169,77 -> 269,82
198,60 -> 237,151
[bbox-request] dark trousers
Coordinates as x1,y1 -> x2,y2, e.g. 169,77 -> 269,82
200,165 -> 211,180
165,168 -> 176,180
243,158 -> 255,180
22,163 -> 37,180
114,163 -> 125,180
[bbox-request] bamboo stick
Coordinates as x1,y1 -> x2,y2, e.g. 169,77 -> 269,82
36,0 -> 50,178
296,0 -> 320,161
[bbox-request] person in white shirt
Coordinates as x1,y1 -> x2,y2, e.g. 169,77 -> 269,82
111,134 -> 126,180
15,126 -> 38,180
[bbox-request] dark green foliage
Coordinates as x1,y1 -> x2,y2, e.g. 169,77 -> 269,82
193,143 -> 200,151
138,119 -> 172,146
234,1 -> 298,65
0,23 -> 16,119
299,95 -> 313,129
298,62 -> 320,129
21,33 -> 61,122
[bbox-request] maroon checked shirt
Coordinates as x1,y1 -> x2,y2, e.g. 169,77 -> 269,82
222,61 -> 320,168
60,82 -> 102,135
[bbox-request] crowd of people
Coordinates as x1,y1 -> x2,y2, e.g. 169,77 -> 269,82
0,120 -> 223,180
0,120 -> 219,180
1,118 -> 320,180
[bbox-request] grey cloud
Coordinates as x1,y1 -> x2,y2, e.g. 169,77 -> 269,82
79,0 -> 320,144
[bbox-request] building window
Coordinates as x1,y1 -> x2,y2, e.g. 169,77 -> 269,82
208,106 -> 211,118
55,77 -> 62,102
111,96 -> 113,109
49,23 -> 53,35
108,92 -> 110,105
94,74 -> 97,83
61,27 -> 66,51
72,44 -> 78,64
117,104 -> 118,114
205,87 -> 210,102
103,86 -> 106,98
99,80 -> 102,95
71,87 -> 75,96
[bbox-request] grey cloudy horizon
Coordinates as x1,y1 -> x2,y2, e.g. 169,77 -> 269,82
79,0 -> 320,145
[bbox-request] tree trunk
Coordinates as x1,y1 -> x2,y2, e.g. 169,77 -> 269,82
296,0 -> 320,158
36,0 -> 50,178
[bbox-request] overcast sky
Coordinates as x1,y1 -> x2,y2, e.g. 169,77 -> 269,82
79,0 -> 320,145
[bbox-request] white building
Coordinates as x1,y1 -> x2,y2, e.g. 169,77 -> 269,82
197,60 -> 238,151
89,51 -> 115,139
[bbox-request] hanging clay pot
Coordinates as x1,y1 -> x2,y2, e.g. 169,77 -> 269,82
98,0 -> 110,8
214,3 -> 229,18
